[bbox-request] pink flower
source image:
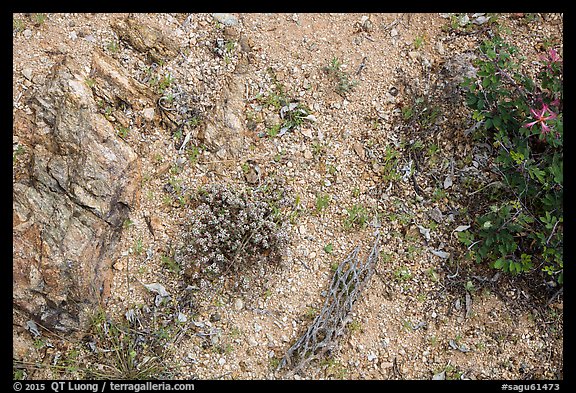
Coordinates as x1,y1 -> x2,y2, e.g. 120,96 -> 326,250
541,48 -> 562,71
549,49 -> 561,63
524,104 -> 557,134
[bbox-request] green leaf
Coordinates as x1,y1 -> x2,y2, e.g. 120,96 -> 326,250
492,116 -> 502,130
493,258 -> 505,269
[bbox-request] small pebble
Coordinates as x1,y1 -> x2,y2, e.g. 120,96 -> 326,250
234,298 -> 244,311
23,29 -> 32,39
300,128 -> 313,138
22,68 -> 33,81
212,13 -> 239,27
210,313 -> 221,322
142,107 -> 155,121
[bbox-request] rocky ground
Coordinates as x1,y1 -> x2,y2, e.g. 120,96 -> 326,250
13,13 -> 563,380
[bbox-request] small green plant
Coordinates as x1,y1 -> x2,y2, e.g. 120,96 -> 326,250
103,106 -> 113,120
426,268 -> 439,282
348,320 -> 362,334
464,280 -> 476,293
188,145 -> 202,164
413,34 -> 425,50
33,338 -> 47,350
343,204 -> 369,230
311,141 -> 325,157
122,219 -> 134,230
427,143 -> 439,157
444,363 -> 464,380
106,40 -> 119,53
85,78 -> 96,88
321,358 -> 348,379
162,254 -> 180,274
13,145 -> 25,163
32,13 -> 46,26
256,75 -> 313,138
380,251 -> 392,264
380,146 -> 402,182
402,105 -> 414,121
432,187 -> 447,202
155,73 -> 174,94
323,243 -> 334,254
13,368 -> 25,380
305,306 -> 318,320
315,193 -> 331,214
326,164 -> 337,176
13,18 -> 26,32
134,238 -> 144,255
323,57 -> 358,96
402,320 -> 413,332
394,266 -> 412,281
269,357 -> 281,370
117,126 -> 130,139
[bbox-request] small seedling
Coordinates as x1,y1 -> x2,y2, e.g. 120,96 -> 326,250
380,251 -> 392,264
269,357 -> 281,370
311,141 -> 325,157
426,268 -> 439,282
106,40 -> 119,53
117,126 -> 130,139
305,306 -> 318,320
315,193 -> 331,214
326,164 -> 337,176
122,219 -> 134,230
162,255 -> 180,274
13,145 -> 25,163
413,35 -> 425,50
13,18 -> 26,32
343,204 -> 369,230
323,57 -> 358,96
134,238 -> 144,255
324,243 -> 334,254
394,266 -> 412,281
402,105 -> 414,120
432,187 -> 447,202
188,146 -> 202,164
157,73 -> 174,94
348,320 -> 362,334
32,13 -> 46,26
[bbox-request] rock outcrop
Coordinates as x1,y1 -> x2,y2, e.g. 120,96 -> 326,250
13,54 -> 145,334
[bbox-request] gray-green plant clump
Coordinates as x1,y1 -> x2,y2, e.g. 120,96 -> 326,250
184,183 -> 289,276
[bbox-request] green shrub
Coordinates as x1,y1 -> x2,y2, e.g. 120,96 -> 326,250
460,36 -> 563,283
